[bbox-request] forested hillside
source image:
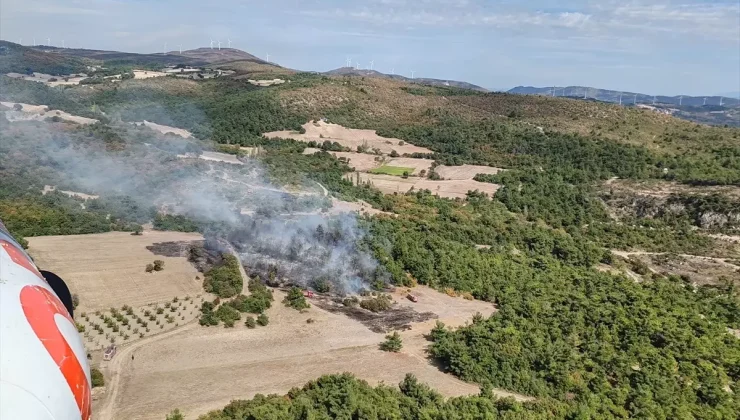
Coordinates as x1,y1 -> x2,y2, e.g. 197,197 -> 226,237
0,49 -> 738,419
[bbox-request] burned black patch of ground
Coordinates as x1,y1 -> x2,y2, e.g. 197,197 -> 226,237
312,295 -> 437,333
146,241 -> 202,257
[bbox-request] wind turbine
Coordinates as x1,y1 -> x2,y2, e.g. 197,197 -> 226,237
618,92 -> 623,106
217,40 -> 221,50
652,95 -> 656,105
355,61 -> 360,70
720,97 -> 724,106
61,40 -> 65,49
210,39 -> 214,49
18,38 -> 22,45
178,44 -> 182,54
703,97 -> 707,106
227,39 -> 232,48
33,38 -> 36,46
369,60 -> 374,70
679,95 -> 683,106
47,37 -> 51,46
266,53 -> 270,62
410,70 -> 415,79
634,94 -> 637,104
583,87 -> 588,99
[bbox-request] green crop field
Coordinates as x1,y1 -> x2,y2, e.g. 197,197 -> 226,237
369,166 -> 414,176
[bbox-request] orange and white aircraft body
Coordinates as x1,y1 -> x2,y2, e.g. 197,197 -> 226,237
0,221 -> 91,420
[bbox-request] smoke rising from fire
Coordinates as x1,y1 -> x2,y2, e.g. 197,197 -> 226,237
0,115 -> 384,294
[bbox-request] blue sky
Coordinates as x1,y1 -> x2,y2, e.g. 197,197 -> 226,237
1,0 -> 738,95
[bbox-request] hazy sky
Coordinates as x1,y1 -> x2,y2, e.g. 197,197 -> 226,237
1,0 -> 738,95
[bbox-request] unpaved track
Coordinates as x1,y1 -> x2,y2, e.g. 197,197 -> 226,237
96,322 -> 198,420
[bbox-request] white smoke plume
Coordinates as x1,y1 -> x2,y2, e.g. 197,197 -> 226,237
0,116 -> 384,294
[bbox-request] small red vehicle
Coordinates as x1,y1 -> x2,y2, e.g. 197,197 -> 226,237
303,290 -> 315,298
407,294 -> 418,303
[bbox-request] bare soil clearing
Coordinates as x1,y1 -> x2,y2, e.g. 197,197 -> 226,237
5,72 -> 87,87
27,231 -> 205,312
178,151 -> 243,165
352,173 -> 500,199
246,79 -> 285,86
42,185 -> 99,200
436,164 -> 505,180
265,120 -> 433,155
604,179 -> 740,199
134,121 -> 192,138
304,149 -> 384,171
612,250 -> 739,285
133,70 -> 168,79
100,287 -> 527,420
1,101 -> 98,125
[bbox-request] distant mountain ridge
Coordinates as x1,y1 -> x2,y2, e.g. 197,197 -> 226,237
509,86 -> 740,108
325,67 -> 488,92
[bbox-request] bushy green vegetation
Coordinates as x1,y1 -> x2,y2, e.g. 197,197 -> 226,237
380,332 -> 403,352
369,165 -> 414,176
203,255 -> 243,298
226,279 -> 274,314
90,367 -> 105,388
430,272 -> 740,418
153,214 -> 201,232
283,286 -> 309,310
197,373 -> 566,420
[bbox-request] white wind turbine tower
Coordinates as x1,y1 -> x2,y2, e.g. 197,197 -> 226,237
652,95 -> 656,105
210,39 -> 214,49
369,60 -> 374,70
679,95 -> 683,106
227,39 -> 232,48
720,97 -> 724,106
634,94 -> 637,104
33,38 -> 36,46
356,61 -> 360,70
410,70 -> 415,79
391,67 -> 395,75
703,97 -> 707,105
178,44 -> 182,54
266,53 -> 270,62
618,92 -> 623,106
47,37 -> 51,46
18,38 -> 22,45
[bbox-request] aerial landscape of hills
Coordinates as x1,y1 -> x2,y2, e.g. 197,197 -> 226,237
0,38 -> 739,420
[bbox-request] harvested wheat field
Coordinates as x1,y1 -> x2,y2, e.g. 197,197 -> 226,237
352,173 -> 500,199
133,70 -> 168,79
1,101 -> 98,125
435,164 -> 505,180
265,120 -> 432,155
98,287 -> 527,420
27,231 -> 205,312
134,121 -> 192,138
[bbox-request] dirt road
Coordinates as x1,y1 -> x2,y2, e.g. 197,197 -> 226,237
96,322 -> 198,420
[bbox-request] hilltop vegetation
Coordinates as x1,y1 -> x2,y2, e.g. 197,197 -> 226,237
0,41 -> 88,75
